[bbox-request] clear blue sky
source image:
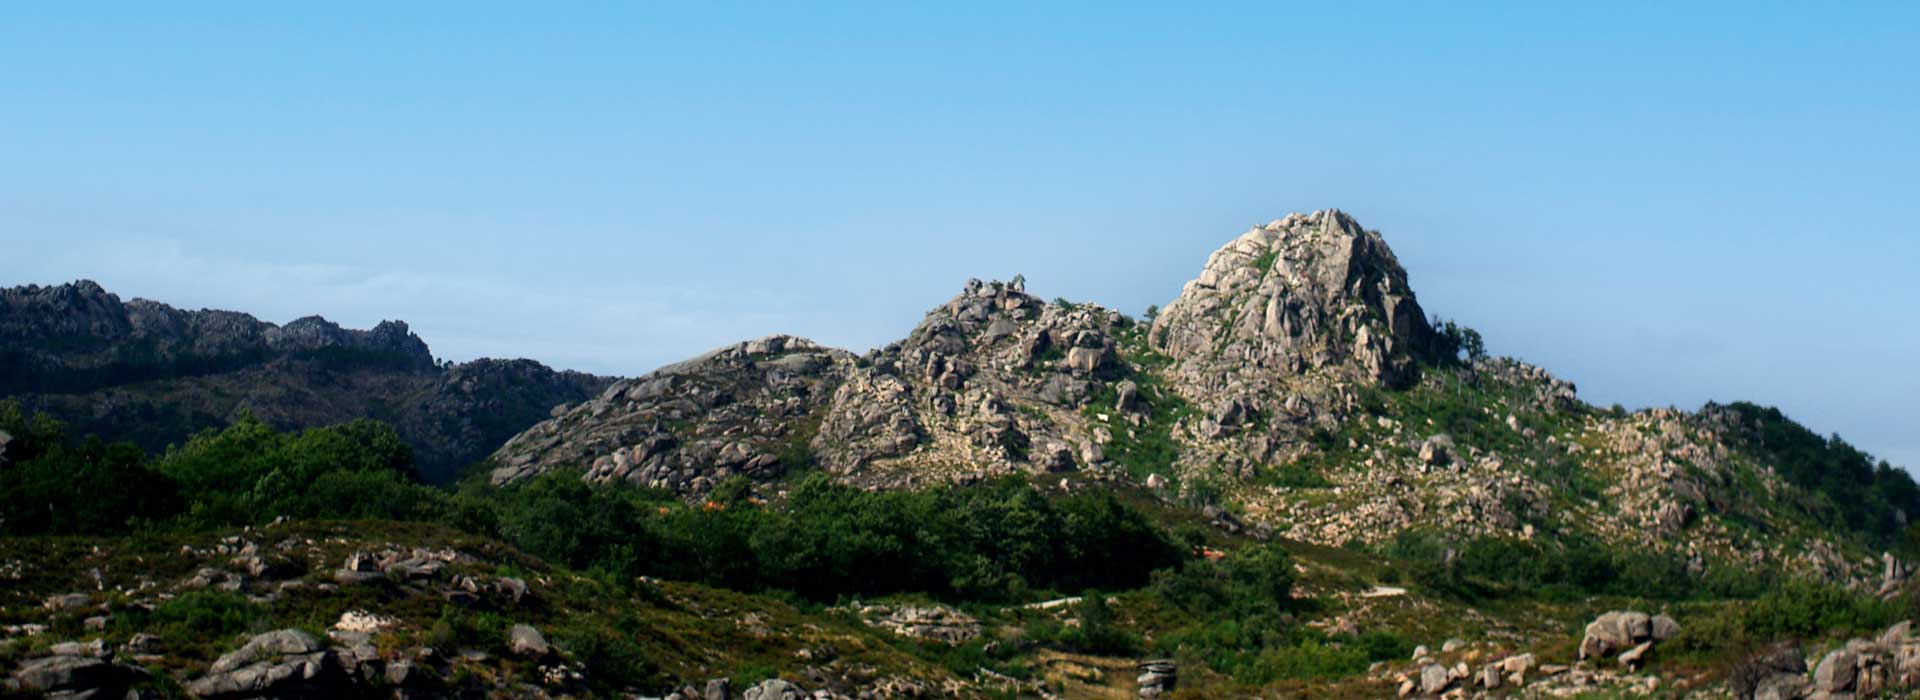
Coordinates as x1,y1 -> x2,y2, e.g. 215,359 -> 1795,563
3,4 -> 1916,469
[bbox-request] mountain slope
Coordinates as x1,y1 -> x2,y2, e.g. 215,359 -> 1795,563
490,209 -> 1915,588
0,281 -> 613,483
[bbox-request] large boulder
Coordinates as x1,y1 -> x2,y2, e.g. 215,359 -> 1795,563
1136,660 -> 1176,700
509,624 -> 550,658
6,654 -> 139,698
1580,610 -> 1659,661
1419,663 -> 1451,695
186,629 -> 348,699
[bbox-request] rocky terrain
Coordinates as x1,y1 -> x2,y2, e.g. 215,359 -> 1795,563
489,209 -> 1897,585
4,209 -> 1916,700
0,281 -> 612,483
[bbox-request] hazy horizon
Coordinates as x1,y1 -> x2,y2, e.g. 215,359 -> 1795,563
4,4 -> 1915,470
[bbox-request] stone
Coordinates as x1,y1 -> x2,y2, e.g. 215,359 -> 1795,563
509,624 -> 550,657
1418,434 -> 1454,467
43,593 -> 91,611
187,629 -> 344,699
705,677 -> 732,700
1066,346 -> 1106,374
742,678 -> 804,700
496,576 -> 530,603
1136,660 -> 1176,699
1651,614 -> 1681,642
1419,663 -> 1450,695
9,655 -> 126,696
861,604 -> 982,644
1500,653 -> 1534,675
1618,641 -> 1653,669
1755,673 -> 1809,700
1581,610 -> 1653,660
1114,380 -> 1139,412
1477,663 -> 1502,689
1441,638 -> 1466,652
1815,648 -> 1858,693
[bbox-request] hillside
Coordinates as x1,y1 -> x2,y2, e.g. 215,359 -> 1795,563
0,281 -> 613,483
491,210 -> 1915,587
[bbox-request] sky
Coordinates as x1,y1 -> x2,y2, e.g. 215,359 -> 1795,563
2,3 -> 1916,469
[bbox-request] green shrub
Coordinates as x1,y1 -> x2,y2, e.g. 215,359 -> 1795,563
1744,581 -> 1900,640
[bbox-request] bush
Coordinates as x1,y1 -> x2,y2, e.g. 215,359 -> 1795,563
1743,581 -> 1900,640
0,402 -> 183,535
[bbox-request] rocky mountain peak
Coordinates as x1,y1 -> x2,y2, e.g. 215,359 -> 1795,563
1152,209 -> 1435,389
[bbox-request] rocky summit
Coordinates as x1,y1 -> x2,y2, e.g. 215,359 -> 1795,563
0,281 -> 611,483
3,209 -> 1915,700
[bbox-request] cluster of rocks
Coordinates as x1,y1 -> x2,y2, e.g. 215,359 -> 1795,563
1735,621 -> 1920,700
1578,610 -> 1680,668
3,640 -> 151,700
853,604 -> 982,645
1135,660 -> 1176,699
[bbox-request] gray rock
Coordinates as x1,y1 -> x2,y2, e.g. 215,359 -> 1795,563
1114,380 -> 1139,412
1814,648 -> 1858,692
1618,641 -> 1653,669
1651,614 -> 1681,642
705,678 -> 731,700
1418,434 -> 1454,467
9,655 -> 130,696
509,624 -> 550,658
1581,610 -> 1653,660
1419,663 -> 1451,695
187,629 -> 343,699
1755,672 -> 1809,700
742,678 -> 804,700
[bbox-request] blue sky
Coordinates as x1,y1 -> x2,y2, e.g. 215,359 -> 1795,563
2,3 -> 1916,468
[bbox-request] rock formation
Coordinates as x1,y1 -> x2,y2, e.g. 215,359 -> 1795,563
0,280 -> 611,483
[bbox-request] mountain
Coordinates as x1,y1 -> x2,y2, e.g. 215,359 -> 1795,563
0,281 -> 613,483
4,210 -> 1916,700
491,209 -> 1912,588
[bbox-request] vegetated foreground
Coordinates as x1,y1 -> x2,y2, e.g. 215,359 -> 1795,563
3,210 -> 1918,700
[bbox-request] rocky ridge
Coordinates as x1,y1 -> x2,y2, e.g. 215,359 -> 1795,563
0,281 -> 612,483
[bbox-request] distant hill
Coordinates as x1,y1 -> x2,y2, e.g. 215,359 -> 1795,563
0,281 -> 613,483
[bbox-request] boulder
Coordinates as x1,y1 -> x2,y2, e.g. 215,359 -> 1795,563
1418,435 -> 1454,467
1114,380 -> 1139,412
1066,346 -> 1106,374
1419,663 -> 1450,695
1651,614 -> 1681,642
1618,641 -> 1653,669
8,654 -> 136,697
186,629 -> 346,699
1581,610 -> 1654,660
1136,660 -> 1176,699
742,678 -> 804,700
1814,648 -> 1858,693
509,624 -> 550,658
705,677 -> 731,700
